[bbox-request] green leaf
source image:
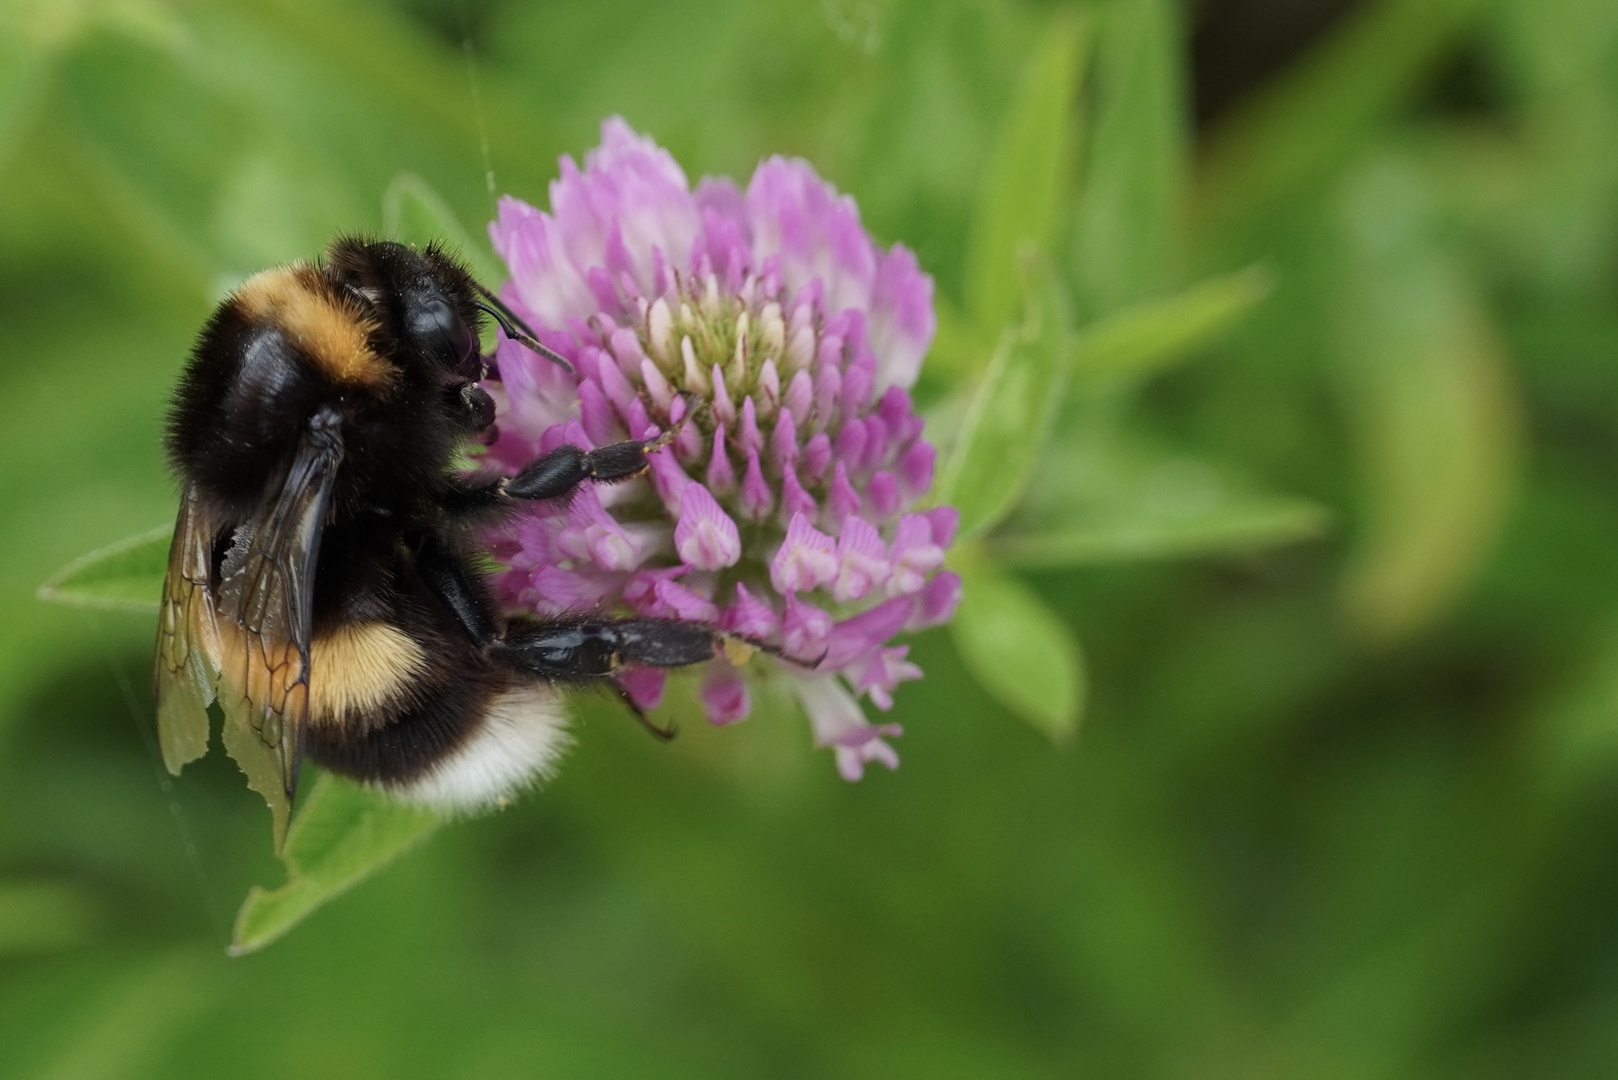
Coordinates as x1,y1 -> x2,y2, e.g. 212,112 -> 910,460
935,266 -> 1074,542
36,525 -> 171,614
950,548 -> 1085,741
999,500 -> 1329,567
963,10 -> 1088,332
1070,265 -> 1272,384
1069,0 -> 1187,316
921,296 -> 1002,387
1006,422 -> 1330,565
383,171 -> 505,286
231,773 -> 442,955
1333,156 -> 1522,643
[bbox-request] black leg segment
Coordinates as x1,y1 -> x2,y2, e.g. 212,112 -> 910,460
413,533 -> 498,647
611,620 -> 724,667
489,618 -> 721,681
504,438 -> 663,502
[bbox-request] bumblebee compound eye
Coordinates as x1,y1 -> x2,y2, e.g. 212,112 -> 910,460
407,294 -> 478,375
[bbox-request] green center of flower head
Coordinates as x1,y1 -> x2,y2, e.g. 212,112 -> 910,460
612,280 -> 803,608
634,273 -> 804,442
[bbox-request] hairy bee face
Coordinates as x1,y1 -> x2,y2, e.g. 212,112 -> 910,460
326,239 -> 486,382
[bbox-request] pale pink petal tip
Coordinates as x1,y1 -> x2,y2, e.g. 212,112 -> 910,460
833,515 -> 890,603
847,646 -> 923,710
771,513 -> 839,595
723,582 -> 781,640
795,676 -> 902,781
674,482 -> 741,570
783,593 -> 834,661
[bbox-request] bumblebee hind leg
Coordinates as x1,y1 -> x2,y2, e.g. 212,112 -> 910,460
414,534 -> 722,739
489,618 -> 720,681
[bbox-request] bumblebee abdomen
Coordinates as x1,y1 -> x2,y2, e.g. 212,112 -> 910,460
306,620 -> 428,729
304,662 -> 569,812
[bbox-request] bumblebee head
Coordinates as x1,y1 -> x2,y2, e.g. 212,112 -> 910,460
325,237 -> 486,381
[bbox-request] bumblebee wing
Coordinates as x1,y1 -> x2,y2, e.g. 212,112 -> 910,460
215,406 -> 344,847
155,486 -> 222,774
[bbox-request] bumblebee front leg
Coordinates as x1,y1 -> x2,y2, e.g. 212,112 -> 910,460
438,436 -> 663,519
503,432 -> 674,502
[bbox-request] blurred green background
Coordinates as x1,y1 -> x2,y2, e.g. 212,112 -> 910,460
4,0 -> 1618,1075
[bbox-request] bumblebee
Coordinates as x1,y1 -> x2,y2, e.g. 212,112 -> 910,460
156,237 -> 745,844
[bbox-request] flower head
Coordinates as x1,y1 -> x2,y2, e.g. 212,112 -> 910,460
484,118 -> 960,778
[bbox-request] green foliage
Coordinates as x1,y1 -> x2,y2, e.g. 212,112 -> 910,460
10,0 -> 1618,1074
950,548 -> 1086,740
382,171 -> 504,285
1068,264 -> 1272,384
1004,422 -> 1331,566
1332,156 -> 1521,643
963,10 -> 1088,332
936,263 -> 1074,542
0,878 -> 100,956
1069,0 -> 1186,314
36,526 -> 168,613
232,775 -> 441,955
1195,0 -> 1491,245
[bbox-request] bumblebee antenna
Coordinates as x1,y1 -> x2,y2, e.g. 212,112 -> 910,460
471,284 -> 575,375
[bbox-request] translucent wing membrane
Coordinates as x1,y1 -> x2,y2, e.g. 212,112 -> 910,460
215,407 -> 345,846
155,409 -> 344,849
154,487 -> 221,773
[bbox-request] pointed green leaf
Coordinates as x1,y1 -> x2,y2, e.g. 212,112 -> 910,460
36,525 -> 171,613
964,10 -> 1088,332
935,267 -> 1074,542
950,548 -> 1085,741
232,774 -> 442,955
999,500 -> 1330,567
383,172 -> 505,286
1071,266 -> 1272,384
1008,421 -> 1330,565
1069,0 -> 1187,316
923,297 -> 1002,386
